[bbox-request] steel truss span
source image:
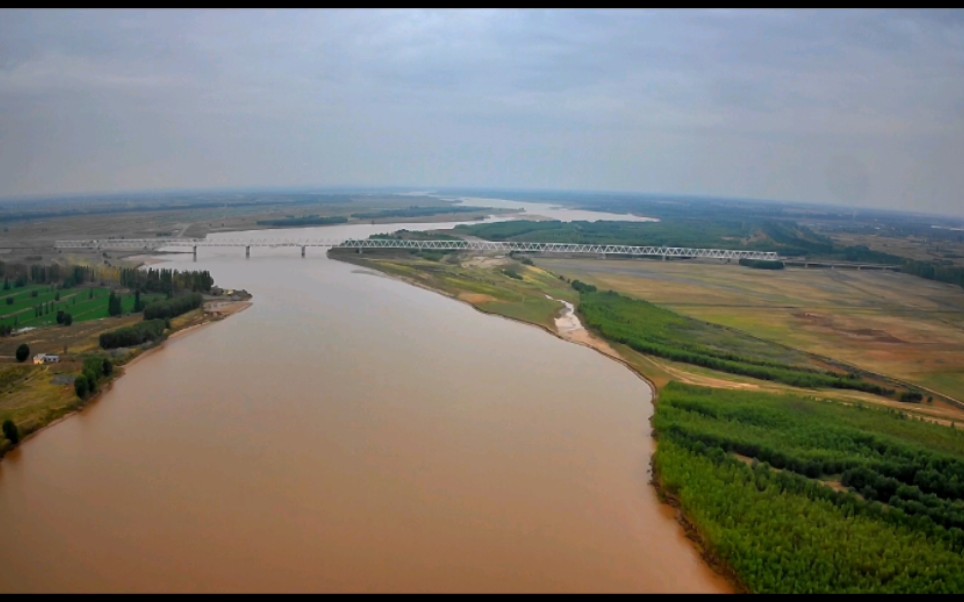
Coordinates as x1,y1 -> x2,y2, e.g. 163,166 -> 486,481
54,238 -> 781,261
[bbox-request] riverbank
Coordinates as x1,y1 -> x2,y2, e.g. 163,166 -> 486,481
0,296 -> 251,460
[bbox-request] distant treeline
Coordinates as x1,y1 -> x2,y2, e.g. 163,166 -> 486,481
0,192 -> 358,224
256,215 -> 348,227
369,229 -> 460,241
0,261 -> 215,296
902,259 -> 964,290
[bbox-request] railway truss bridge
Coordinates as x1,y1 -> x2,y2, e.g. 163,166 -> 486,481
54,238 -> 782,262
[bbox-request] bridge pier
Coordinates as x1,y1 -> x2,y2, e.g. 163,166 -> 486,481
192,245 -> 197,262
301,246 -> 306,258
245,246 -> 250,259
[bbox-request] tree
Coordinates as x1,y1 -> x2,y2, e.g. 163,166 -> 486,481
74,375 -> 88,399
2,419 -> 19,445
107,291 -> 122,317
102,358 -> 113,377
63,312 -> 73,326
15,343 -> 29,363
84,372 -> 97,394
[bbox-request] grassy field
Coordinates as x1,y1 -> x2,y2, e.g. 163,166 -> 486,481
538,258 -> 964,403
0,284 -> 164,331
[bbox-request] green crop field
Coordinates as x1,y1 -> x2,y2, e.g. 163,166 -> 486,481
1,286 -> 164,331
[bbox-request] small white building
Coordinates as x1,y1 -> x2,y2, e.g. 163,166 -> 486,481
32,354 -> 60,365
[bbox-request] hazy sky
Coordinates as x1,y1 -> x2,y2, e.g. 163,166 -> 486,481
1,9 -> 963,215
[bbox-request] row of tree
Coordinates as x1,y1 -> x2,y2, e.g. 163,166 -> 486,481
98,319 -> 168,349
118,267 -> 214,295
1,262 -> 97,289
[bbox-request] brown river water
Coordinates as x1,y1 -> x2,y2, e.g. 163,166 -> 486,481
0,214 -> 731,593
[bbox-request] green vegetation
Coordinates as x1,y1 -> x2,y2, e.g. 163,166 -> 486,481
903,259 -> 964,290
99,319 -> 168,349
118,266 -> 214,295
256,215 -> 349,227
576,288 -> 887,394
738,258 -> 785,270
2,419 -> 19,445
369,229 -> 461,241
1,264 -> 212,335
107,291 -> 122,316
455,219 -> 770,250
73,375 -> 88,399
143,293 -> 203,320
75,356 -> 113,399
653,382 -> 964,593
1,285 -> 160,334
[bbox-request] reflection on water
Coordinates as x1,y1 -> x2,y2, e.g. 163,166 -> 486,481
0,214 -> 727,593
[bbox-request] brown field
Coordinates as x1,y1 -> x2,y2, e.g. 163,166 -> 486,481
537,257 -> 964,403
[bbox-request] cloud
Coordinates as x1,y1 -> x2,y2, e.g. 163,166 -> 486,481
0,9 -> 962,215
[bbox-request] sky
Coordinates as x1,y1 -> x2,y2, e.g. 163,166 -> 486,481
1,9 -> 963,216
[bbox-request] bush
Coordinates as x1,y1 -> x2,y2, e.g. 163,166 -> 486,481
571,279 -> 597,294
2,419 -> 19,444
739,258 -> 785,270
15,343 -> 29,362
74,375 -> 88,399
900,391 -> 924,403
